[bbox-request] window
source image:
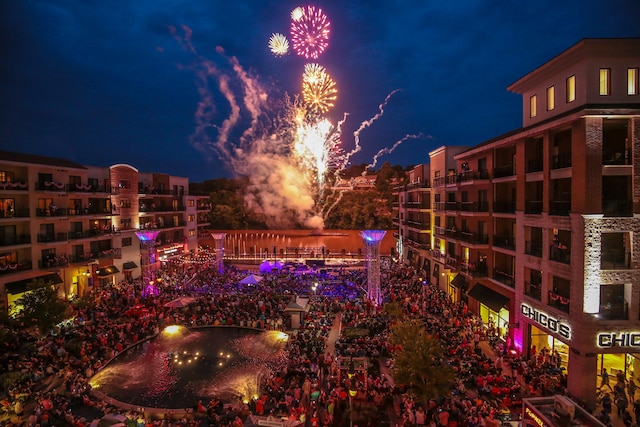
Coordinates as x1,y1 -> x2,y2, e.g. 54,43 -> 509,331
599,68 -> 611,96
119,180 -> 130,189
566,75 -> 576,102
188,200 -> 195,207
122,237 -> 132,247
530,95 -> 537,117
546,86 -> 555,111
189,229 -> 196,237
0,171 -> 14,182
120,199 -> 131,208
629,68 -> 639,95
120,218 -> 131,229
188,214 -> 195,222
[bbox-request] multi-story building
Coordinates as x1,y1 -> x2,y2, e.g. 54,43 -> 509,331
0,152 -> 205,314
396,38 -> 640,407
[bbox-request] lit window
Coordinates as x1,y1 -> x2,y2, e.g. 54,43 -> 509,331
189,229 -> 196,237
599,68 -> 611,96
629,68 -> 639,95
530,95 -> 537,118
566,75 -> 576,102
547,86 -> 555,111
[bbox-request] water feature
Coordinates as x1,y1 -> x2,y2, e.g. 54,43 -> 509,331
89,326 -> 288,409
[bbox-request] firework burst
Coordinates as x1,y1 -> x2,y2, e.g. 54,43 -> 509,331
302,64 -> 337,114
268,33 -> 289,56
290,6 -> 330,59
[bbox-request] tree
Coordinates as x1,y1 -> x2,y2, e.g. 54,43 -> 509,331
389,319 -> 455,402
17,278 -> 68,335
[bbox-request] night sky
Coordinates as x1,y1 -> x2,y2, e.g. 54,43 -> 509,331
1,1 -> 639,182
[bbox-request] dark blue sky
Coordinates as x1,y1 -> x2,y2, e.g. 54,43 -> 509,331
1,0 -> 639,182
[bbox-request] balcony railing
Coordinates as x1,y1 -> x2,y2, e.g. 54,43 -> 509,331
549,201 -> 571,216
35,181 -> 67,191
433,202 -> 446,212
433,226 -> 446,237
446,256 -> 461,268
459,169 -> 489,182
525,201 -> 543,214
433,177 -> 446,187
493,165 -> 515,178
493,235 -> 515,251
524,281 -> 542,301
36,207 -> 69,217
602,200 -> 633,217
0,208 -> 30,218
493,268 -> 515,287
66,183 -> 111,193
459,201 -> 489,213
139,205 -> 187,212
599,301 -> 628,320
68,229 -> 113,240
602,149 -> 631,166
0,234 -> 31,247
458,231 -> 489,245
36,232 -> 68,243
548,291 -> 570,313
549,245 -> 570,264
39,256 -> 70,269
93,248 -> 122,259
0,261 -> 32,276
459,262 -> 488,278
526,159 -> 543,173
445,202 -> 459,211
601,250 -> 631,270
0,181 -> 29,191
551,154 -> 572,169
493,201 -> 516,213
525,241 -> 543,258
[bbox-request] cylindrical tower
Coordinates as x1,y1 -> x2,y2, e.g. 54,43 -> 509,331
360,230 -> 386,305
210,232 -> 227,274
135,230 -> 160,297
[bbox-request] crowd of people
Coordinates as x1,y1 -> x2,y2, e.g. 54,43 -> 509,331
0,259 -> 618,427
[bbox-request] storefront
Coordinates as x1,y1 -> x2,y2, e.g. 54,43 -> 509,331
595,330 -> 640,387
5,273 -> 63,316
520,303 -> 571,373
95,265 -> 120,286
467,283 -> 510,338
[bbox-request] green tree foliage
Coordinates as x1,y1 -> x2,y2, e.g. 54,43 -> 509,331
390,319 -> 455,402
17,278 -> 68,335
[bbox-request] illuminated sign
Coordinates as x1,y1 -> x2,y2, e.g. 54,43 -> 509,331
524,407 -> 546,427
521,303 -> 571,340
597,332 -> 640,348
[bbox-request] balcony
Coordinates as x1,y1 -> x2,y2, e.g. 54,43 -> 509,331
39,255 -> 70,269
599,300 -> 628,321
139,205 -> 187,213
0,180 -> 29,191
493,235 -> 515,251
459,169 -> 489,182
36,207 -> 69,217
549,244 -> 570,264
66,183 -> 111,193
548,291 -> 570,313
524,281 -> 542,301
458,231 -> 489,245
493,268 -> 515,287
446,255 -> 461,269
433,202 -> 446,212
0,234 -> 31,247
493,165 -> 515,178
94,247 -> 122,259
525,201 -> 543,214
551,153 -> 572,169
602,149 -> 631,166
406,180 -> 430,189
36,232 -> 68,243
549,201 -> 571,216
493,201 -> 516,214
431,250 -> 445,262
526,159 -> 543,173
433,177 -> 446,188
36,181 -> 66,192
601,249 -> 631,270
0,261 -> 32,276
459,201 -> 489,213
602,200 -> 633,217
433,226 -> 446,237
525,241 -> 543,258
0,208 -> 30,218
445,201 -> 459,211
459,261 -> 488,278
68,229 -> 113,240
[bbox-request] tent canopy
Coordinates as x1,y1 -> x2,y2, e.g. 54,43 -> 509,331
239,274 -> 263,285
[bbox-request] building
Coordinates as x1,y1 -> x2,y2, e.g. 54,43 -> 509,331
395,38 -> 640,407
0,151 -> 208,314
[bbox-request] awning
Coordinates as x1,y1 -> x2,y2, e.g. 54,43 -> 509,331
96,266 -> 120,277
451,273 -> 466,288
122,261 -> 138,270
467,283 -> 509,313
5,273 -> 63,294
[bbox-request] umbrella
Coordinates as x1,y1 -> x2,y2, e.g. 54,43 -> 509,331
239,274 -> 263,285
164,297 -> 196,308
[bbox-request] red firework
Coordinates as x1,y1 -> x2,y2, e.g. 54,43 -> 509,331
290,6 -> 330,59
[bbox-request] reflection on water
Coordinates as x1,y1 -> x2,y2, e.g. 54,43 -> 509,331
90,328 -> 287,409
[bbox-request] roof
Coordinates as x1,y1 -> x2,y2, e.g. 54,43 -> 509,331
467,283 -> 509,313
0,150 -> 87,170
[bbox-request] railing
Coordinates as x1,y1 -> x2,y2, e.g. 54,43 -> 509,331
524,281 -> 542,300
93,248 -> 122,259
602,149 -> 631,166
493,268 -> 515,287
458,262 -> 488,278
35,181 -> 67,191
433,202 -> 446,212
525,241 -> 543,258
493,165 -> 515,178
493,235 -> 515,251
67,229 -> 113,240
524,201 -> 543,214
445,175 -> 459,185
66,183 -> 111,193
458,231 -> 489,245
459,201 -> 489,213
431,250 -> 445,262
433,177 -> 446,187
139,221 -> 187,230
433,226 -> 446,237
446,256 -> 461,268
526,159 -> 543,173
551,153 -> 572,169
549,201 -> 571,216
493,201 -> 516,213
67,207 -> 114,216
406,180 -> 430,189
602,200 -> 633,217
0,181 -> 29,191
0,208 -> 30,218
549,245 -> 570,264
599,301 -> 628,320
39,256 -> 70,269
36,207 -> 69,217
0,234 -> 31,247
36,232 -> 68,243
548,290 -> 570,313
139,205 -> 187,212
445,202 -> 459,211
601,250 -> 631,270
459,169 -> 489,182
0,261 -> 32,276
138,187 -> 185,196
